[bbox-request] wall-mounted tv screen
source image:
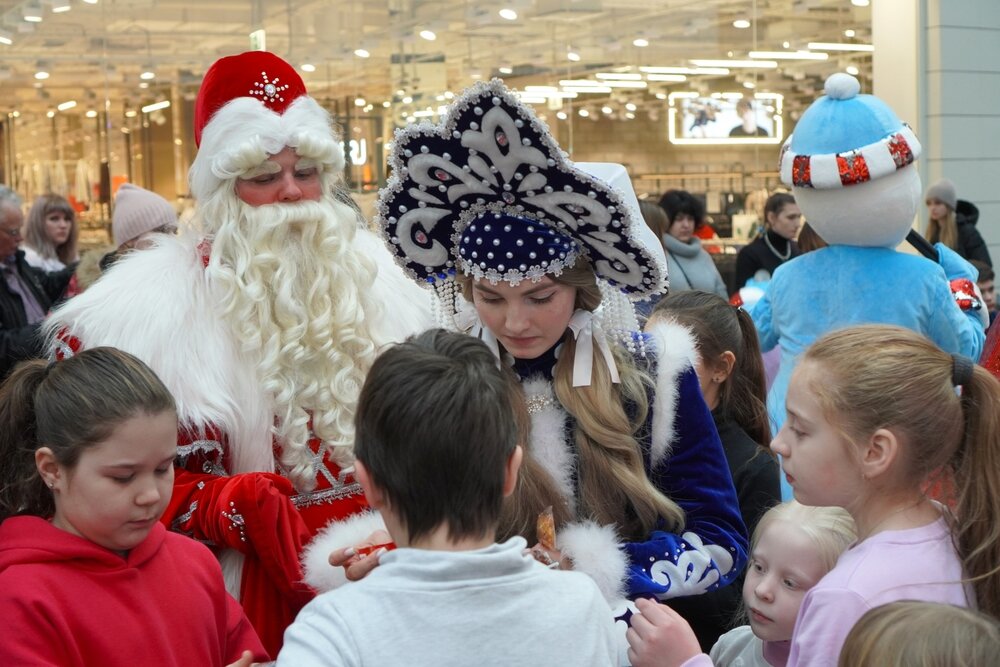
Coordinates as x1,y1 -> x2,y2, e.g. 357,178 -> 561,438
668,92 -> 784,145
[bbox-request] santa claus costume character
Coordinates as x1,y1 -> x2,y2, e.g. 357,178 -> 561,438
44,51 -> 433,653
752,74 -> 985,458
375,80 -> 748,653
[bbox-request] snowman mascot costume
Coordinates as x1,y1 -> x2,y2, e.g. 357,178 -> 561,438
752,73 -> 985,445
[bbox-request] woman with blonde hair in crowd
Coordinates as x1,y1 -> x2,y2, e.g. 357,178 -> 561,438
22,194 -> 78,272
925,178 -> 991,266
839,601 -> 1000,667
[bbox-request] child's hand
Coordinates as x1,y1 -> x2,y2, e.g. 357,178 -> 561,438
225,650 -> 257,667
626,598 -> 702,667
526,542 -> 574,570
328,529 -> 393,581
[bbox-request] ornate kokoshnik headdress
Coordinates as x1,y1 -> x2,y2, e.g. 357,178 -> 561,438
376,79 -> 668,384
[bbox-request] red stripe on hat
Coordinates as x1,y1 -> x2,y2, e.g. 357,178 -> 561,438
887,132 -> 915,169
837,152 -> 871,186
791,154 -> 812,187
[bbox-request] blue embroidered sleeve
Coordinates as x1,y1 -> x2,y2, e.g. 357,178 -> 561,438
624,368 -> 749,600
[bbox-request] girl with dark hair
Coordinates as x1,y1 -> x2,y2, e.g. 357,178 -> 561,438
734,192 -> 802,290
0,348 -> 265,666
648,290 -> 780,649
660,190 -> 728,297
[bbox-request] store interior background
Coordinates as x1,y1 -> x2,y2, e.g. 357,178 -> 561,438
0,0 -> 996,269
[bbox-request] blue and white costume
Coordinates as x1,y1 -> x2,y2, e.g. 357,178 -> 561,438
753,74 -> 985,444
374,79 -> 748,637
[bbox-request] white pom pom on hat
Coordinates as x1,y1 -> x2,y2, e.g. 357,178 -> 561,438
823,72 -> 861,100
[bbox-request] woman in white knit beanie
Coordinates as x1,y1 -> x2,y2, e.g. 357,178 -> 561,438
112,183 -> 178,251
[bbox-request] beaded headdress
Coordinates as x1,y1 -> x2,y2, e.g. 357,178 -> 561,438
376,79 -> 667,361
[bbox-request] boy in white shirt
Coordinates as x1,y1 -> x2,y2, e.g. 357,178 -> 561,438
277,329 -> 619,666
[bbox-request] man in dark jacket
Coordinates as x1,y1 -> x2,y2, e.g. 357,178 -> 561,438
0,188 -> 73,378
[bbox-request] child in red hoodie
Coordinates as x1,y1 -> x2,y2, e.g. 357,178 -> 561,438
0,347 -> 266,666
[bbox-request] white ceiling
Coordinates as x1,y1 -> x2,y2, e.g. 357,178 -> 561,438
0,0 -> 871,120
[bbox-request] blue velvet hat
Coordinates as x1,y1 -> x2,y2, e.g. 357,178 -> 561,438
376,79 -> 666,300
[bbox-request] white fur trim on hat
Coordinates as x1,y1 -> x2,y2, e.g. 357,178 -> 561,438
189,95 -> 345,202
779,124 -> 920,190
301,511 -> 387,593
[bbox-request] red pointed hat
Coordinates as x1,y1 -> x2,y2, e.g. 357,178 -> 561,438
194,51 -> 307,147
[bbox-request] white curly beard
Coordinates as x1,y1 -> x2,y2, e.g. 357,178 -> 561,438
204,192 -> 380,491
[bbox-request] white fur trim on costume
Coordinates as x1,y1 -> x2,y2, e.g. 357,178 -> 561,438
644,320 -> 699,467
558,520 -> 628,603
220,550 -> 246,600
190,95 -> 345,203
302,511 -> 387,593
44,234 -> 276,475
524,377 -> 575,509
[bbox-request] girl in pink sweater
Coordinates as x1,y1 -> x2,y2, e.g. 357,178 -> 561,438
628,324 -> 1000,667
0,347 -> 266,666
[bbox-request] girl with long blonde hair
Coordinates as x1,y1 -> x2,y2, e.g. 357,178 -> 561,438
378,80 -> 748,627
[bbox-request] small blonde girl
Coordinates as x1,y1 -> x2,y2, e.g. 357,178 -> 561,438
625,501 -> 855,667
710,502 -> 855,667
839,601 -> 1000,667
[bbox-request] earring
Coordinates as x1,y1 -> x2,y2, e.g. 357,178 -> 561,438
47,480 -> 55,488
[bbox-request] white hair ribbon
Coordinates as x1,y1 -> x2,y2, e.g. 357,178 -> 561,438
567,309 -> 620,387
453,306 -> 501,361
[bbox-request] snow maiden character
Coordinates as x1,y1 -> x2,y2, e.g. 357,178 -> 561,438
43,51 -> 433,653
374,79 -> 748,657
752,73 -> 985,443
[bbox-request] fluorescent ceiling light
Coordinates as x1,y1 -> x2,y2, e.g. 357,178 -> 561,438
690,59 -> 777,68
633,38 -> 649,47
23,3 -> 44,22
419,29 -> 436,41
561,86 -> 613,94
57,100 -> 76,111
85,109 -> 97,118
733,19 -> 751,29
498,8 -> 517,20
34,70 -> 49,80
595,72 -> 643,80
567,50 -> 580,62
807,42 -> 874,52
0,30 -> 12,45
640,66 -> 730,75
354,48 -> 370,58
749,50 -> 828,60
851,0 -> 870,6
141,100 -> 170,113
301,63 -> 316,72
645,74 -> 687,82
52,2 -> 72,13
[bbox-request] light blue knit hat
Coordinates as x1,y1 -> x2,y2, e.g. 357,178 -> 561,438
779,73 -> 920,190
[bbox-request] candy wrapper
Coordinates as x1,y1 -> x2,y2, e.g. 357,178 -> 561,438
537,505 -> 557,551
530,506 -> 559,568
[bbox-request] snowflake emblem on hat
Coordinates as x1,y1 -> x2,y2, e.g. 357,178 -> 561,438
249,71 -> 289,104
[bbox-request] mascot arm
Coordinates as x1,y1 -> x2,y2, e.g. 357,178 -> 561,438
749,291 -> 778,352
931,244 -> 987,358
